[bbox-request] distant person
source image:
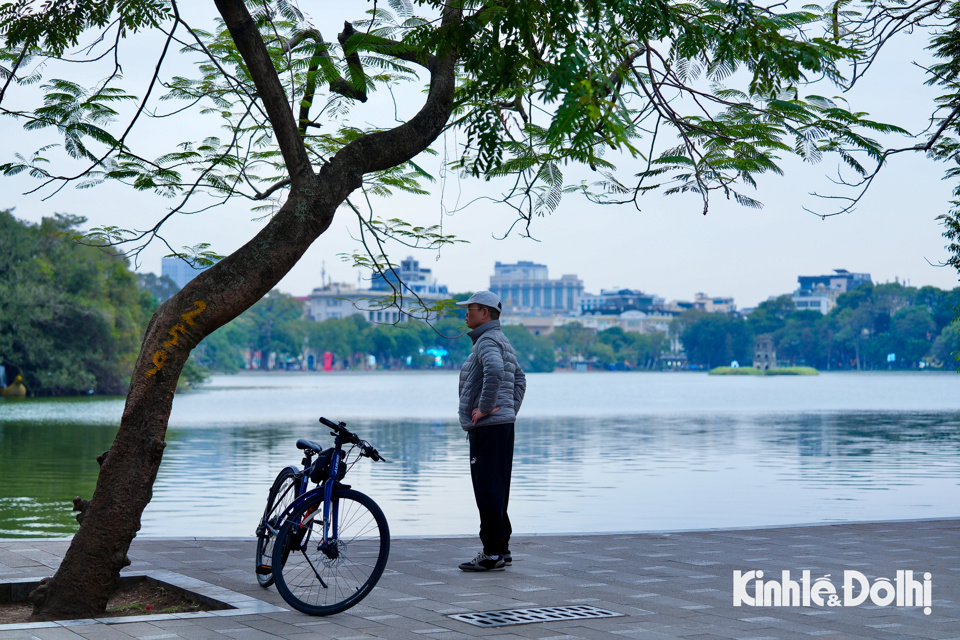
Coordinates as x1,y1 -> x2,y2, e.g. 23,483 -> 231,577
455,291 -> 526,571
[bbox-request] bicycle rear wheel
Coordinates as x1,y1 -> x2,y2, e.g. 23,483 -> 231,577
256,466 -> 301,588
272,487 -> 389,615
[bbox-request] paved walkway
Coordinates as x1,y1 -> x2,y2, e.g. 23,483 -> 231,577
1,519 -> 958,639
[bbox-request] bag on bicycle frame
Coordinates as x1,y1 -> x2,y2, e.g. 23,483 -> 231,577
309,448 -> 346,483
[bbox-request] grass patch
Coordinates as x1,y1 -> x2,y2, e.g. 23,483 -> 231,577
769,366 -> 819,375
709,366 -> 761,375
709,366 -> 818,376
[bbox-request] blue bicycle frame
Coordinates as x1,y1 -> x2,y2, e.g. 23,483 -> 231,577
269,418 -> 377,562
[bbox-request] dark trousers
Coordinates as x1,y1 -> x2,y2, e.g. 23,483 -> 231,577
468,422 -> 514,556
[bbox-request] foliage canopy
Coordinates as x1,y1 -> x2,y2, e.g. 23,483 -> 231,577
676,285 -> 960,370
0,209 -> 155,395
0,0 -> 937,267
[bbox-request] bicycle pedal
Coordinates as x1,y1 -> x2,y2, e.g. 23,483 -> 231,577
255,564 -> 272,575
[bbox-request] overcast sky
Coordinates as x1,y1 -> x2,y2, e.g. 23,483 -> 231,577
3,2 -> 958,309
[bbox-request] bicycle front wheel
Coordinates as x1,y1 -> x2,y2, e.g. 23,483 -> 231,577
256,466 -> 301,588
272,487 -> 390,615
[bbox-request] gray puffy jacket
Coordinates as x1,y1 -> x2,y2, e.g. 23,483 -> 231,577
458,320 -> 526,431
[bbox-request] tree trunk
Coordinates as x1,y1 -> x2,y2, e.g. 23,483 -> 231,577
29,179 -> 354,618
30,0 -> 459,619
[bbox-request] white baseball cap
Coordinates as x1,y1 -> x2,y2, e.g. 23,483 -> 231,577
455,291 -> 502,311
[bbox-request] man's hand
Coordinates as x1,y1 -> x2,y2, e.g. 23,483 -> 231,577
471,406 -> 500,425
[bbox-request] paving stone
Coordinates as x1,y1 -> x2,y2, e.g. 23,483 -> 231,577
0,629 -> 87,640
2,520 -> 959,639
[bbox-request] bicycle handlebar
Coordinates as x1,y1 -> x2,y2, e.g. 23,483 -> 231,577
319,416 -> 357,441
362,445 -> 385,462
319,416 -> 343,431
318,417 -> 386,462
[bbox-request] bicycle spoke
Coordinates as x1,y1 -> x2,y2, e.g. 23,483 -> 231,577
272,488 -> 389,615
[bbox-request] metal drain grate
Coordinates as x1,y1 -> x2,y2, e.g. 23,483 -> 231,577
449,605 -> 623,628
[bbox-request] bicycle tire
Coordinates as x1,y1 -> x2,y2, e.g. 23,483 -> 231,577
272,487 -> 390,615
256,466 -> 301,588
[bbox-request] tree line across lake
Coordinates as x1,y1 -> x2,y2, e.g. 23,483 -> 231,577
680,288 -> 960,371
194,283 -> 960,376
2,211 -> 959,396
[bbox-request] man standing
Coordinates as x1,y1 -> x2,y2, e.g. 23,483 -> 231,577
456,291 -> 526,571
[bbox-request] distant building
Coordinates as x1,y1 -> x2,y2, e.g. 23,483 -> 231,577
792,268 -> 871,314
502,309 -> 675,337
489,261 -> 583,315
693,292 -> 736,314
308,283 -> 389,323
617,310 -> 673,335
660,293 -> 736,314
161,256 -> 218,290
309,257 -> 449,323
370,256 -> 448,298
581,288 -> 663,315
792,292 -> 832,314
662,299 -> 697,313
797,268 -> 871,293
500,315 -> 557,336
753,334 -> 777,371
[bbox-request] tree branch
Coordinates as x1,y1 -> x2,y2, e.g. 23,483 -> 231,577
214,0 -> 313,186
253,177 -> 292,200
805,103 -> 960,219
340,24 -> 438,73
0,44 -> 28,107
332,4 -> 462,177
280,27 -> 367,113
24,15 -> 179,200
338,22 -> 369,95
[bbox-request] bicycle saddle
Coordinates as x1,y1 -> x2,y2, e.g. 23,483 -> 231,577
296,438 -> 326,453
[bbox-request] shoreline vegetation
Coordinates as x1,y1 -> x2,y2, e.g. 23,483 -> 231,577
709,366 -> 820,376
3,212 -> 959,398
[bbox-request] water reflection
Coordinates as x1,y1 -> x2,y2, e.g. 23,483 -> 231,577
0,421 -> 117,537
2,372 -> 959,538
150,411 -> 960,537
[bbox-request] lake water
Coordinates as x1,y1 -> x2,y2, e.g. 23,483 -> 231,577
1,371 -> 959,539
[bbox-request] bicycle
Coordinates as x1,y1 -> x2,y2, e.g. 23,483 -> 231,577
254,417 -> 390,615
